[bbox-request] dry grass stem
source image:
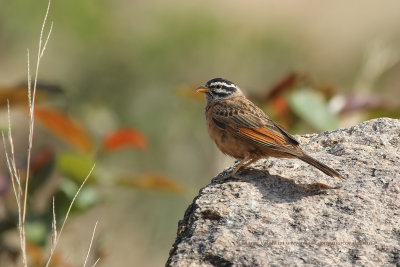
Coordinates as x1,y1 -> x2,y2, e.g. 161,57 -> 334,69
24,0 -> 53,226
51,197 -> 57,253
2,101 -> 27,266
2,1 -> 98,266
83,221 -> 99,267
92,258 -> 101,267
354,40 -> 400,93
45,164 -> 96,267
1,1 -> 53,266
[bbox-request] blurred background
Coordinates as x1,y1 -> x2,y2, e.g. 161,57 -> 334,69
0,0 -> 399,266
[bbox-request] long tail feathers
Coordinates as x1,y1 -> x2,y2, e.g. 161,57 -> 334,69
299,154 -> 344,180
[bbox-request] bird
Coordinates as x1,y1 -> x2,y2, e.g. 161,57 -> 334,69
196,77 -> 344,180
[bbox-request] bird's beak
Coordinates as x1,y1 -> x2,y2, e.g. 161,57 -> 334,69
196,85 -> 211,93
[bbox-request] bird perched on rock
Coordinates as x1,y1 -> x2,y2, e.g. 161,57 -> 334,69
196,78 -> 344,180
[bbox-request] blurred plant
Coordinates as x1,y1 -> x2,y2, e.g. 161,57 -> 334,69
117,173 -> 185,194
258,69 -> 399,133
2,1 -> 55,265
103,128 -> 147,152
1,87 -> 185,264
1,1 -> 185,265
0,82 -> 63,107
331,40 -> 400,122
1,91 -> 184,265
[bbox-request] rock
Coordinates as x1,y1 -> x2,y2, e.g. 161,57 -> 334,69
166,118 -> 400,267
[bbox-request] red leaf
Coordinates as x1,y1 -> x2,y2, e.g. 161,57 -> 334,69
264,72 -> 306,101
30,149 -> 55,172
103,127 -> 147,152
34,107 -> 93,153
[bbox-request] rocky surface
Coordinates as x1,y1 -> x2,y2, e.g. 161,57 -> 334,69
167,118 -> 400,267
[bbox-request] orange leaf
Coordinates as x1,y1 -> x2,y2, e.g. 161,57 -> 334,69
0,82 -> 63,107
103,127 -> 147,152
34,107 -> 93,153
272,95 -> 290,114
117,173 -> 185,194
0,86 -> 47,107
27,241 -> 76,267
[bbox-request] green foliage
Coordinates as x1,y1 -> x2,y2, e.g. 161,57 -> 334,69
289,89 -> 338,131
25,221 -> 47,245
56,152 -> 96,183
56,178 -> 99,216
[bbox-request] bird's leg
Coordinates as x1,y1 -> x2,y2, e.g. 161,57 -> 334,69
220,155 -> 251,180
232,156 -> 250,175
241,157 -> 260,170
224,157 -> 260,180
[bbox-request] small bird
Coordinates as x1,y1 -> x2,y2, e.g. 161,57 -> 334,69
196,78 -> 344,180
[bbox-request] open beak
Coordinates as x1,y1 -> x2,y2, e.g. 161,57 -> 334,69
196,85 -> 211,93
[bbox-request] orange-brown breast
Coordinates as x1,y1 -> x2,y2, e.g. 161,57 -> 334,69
206,110 -> 255,159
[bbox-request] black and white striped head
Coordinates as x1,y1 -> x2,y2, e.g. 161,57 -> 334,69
196,78 -> 243,104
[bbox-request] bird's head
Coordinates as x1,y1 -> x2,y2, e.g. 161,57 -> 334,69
196,78 -> 243,104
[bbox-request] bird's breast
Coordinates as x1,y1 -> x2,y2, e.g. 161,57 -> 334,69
206,115 -> 254,160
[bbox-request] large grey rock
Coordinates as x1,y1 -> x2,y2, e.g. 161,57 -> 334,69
167,118 -> 400,267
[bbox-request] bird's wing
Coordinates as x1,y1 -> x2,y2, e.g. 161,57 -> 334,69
210,97 -> 299,150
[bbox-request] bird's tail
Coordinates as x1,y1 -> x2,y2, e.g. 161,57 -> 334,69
298,153 -> 344,180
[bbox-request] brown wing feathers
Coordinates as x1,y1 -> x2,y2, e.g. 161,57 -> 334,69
237,127 -> 287,147
210,98 -> 299,152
